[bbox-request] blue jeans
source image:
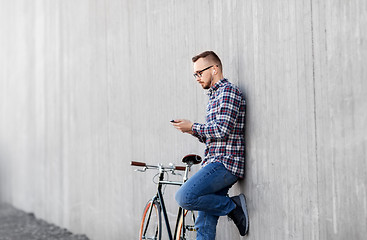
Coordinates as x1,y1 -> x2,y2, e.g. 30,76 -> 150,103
175,162 -> 238,240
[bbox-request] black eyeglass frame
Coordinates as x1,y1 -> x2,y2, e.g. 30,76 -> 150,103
193,65 -> 217,78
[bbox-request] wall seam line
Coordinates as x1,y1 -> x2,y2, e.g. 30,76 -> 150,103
309,0 -> 321,239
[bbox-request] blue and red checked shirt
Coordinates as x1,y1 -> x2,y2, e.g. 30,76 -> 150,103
192,78 -> 246,178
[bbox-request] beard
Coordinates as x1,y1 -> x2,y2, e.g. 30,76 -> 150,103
201,75 -> 213,89
200,81 -> 210,89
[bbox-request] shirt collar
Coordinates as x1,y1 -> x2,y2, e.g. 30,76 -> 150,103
207,78 -> 228,96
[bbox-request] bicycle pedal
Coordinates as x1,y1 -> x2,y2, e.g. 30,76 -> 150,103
185,226 -> 196,231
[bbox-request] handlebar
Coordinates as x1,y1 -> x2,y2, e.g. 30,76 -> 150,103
131,161 -> 186,171
131,161 -> 146,167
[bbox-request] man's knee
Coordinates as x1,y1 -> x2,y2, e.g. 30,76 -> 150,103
175,187 -> 197,209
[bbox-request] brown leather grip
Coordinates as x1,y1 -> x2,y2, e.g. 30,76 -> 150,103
131,161 -> 146,167
175,166 -> 186,171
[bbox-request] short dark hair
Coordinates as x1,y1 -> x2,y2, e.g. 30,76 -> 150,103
192,51 -> 222,71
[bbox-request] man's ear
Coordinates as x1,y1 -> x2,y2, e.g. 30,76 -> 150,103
213,65 -> 218,74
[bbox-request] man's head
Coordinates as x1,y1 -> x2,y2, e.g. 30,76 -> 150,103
192,51 -> 223,89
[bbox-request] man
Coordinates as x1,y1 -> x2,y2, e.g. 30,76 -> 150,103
171,51 -> 249,239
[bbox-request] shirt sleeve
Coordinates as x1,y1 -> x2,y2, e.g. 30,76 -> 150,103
192,86 -> 241,140
191,126 -> 206,143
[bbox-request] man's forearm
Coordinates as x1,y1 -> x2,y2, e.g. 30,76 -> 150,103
192,121 -> 233,140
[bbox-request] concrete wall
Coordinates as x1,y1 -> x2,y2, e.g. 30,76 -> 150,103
0,0 -> 366,239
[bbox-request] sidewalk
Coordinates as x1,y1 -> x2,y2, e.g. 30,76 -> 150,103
0,203 -> 89,240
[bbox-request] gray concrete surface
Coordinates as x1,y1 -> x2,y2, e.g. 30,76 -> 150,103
0,0 -> 366,239
0,202 -> 89,240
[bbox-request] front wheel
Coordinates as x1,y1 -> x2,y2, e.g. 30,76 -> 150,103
139,200 -> 162,240
175,209 -> 197,240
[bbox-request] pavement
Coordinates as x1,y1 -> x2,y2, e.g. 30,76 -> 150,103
0,203 -> 90,240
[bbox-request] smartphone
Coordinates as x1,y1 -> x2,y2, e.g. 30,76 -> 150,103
170,120 -> 177,123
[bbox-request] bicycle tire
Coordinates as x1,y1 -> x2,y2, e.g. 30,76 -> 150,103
139,200 -> 162,240
175,209 -> 197,240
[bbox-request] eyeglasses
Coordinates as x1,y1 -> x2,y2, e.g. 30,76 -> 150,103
193,65 -> 215,79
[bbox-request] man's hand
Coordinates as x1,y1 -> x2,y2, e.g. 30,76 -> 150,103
171,119 -> 194,134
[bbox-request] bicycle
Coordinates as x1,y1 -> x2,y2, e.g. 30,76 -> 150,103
131,154 -> 202,240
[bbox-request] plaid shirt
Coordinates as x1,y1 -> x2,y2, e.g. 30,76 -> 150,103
192,79 -> 246,178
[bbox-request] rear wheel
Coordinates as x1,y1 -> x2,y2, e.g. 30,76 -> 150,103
175,209 -> 196,240
139,200 -> 161,240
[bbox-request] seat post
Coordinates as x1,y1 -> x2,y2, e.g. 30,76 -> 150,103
183,163 -> 192,182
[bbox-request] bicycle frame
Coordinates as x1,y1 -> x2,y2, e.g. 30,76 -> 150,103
145,164 -> 191,240
132,154 -> 202,240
